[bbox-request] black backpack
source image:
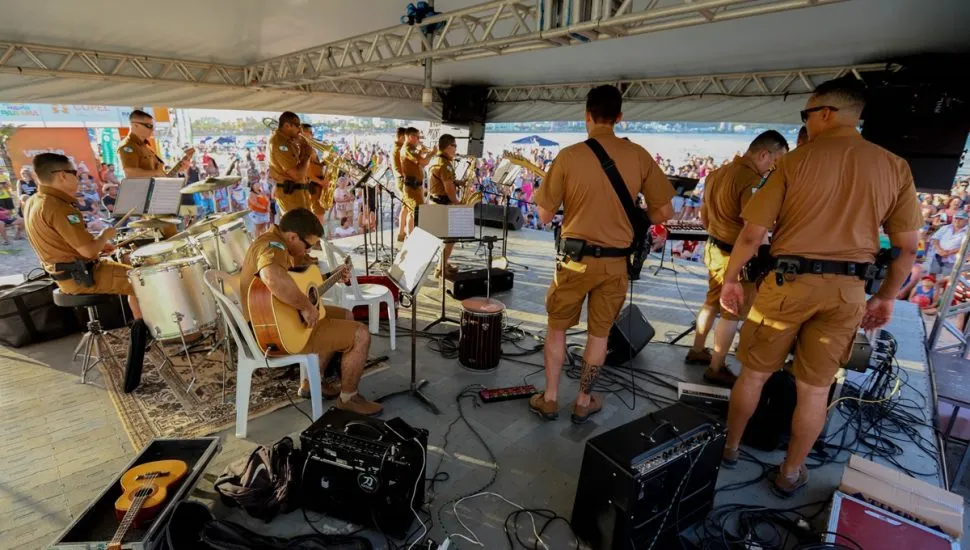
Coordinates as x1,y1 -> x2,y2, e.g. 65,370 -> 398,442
214,436 -> 302,522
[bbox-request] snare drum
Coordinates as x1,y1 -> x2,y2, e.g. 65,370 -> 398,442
459,297 -> 505,372
194,219 -> 251,273
128,256 -> 218,341
130,239 -> 196,267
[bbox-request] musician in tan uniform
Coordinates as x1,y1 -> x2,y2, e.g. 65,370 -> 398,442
796,125 -> 809,148
428,134 -> 462,277
686,131 -> 789,387
399,127 -> 436,236
238,208 -> 382,416
531,85 -> 675,424
118,109 -> 194,238
25,153 -> 149,392
301,123 -> 329,223
392,128 -> 408,241
719,78 -> 920,496
269,112 -> 313,215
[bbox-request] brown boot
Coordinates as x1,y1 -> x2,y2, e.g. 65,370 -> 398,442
322,378 -> 341,399
335,393 -> 383,416
703,365 -> 738,388
529,392 -> 559,420
571,394 -> 603,424
685,348 -> 712,365
770,465 -> 809,498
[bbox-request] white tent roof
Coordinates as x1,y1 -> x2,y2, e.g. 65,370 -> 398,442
0,0 -> 967,123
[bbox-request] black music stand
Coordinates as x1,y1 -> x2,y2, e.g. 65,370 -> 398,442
377,228 -> 443,414
653,175 -> 701,276
414,203 -> 479,331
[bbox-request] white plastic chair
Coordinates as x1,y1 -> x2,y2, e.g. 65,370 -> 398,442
203,270 -> 323,438
321,241 -> 396,350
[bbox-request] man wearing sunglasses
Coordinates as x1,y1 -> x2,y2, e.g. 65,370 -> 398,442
269,112 -> 314,216
237,208 -> 382,416
118,109 -> 194,237
717,77 -> 920,498
24,153 -> 149,392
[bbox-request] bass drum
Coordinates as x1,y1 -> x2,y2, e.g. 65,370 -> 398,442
458,297 -> 505,372
194,219 -> 251,274
128,256 -> 218,342
130,239 -> 196,267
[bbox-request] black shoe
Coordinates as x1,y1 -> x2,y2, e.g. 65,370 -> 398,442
124,319 -> 148,393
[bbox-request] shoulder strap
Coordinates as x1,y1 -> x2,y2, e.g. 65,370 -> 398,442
584,139 -> 643,234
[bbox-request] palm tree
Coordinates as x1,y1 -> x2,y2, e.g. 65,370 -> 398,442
0,124 -> 17,182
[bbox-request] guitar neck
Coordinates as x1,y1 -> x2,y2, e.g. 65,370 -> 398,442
108,474 -> 157,549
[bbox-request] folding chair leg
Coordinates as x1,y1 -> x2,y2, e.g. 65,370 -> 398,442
235,367 -> 253,438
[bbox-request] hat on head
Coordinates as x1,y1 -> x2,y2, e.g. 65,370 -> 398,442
956,211 -> 969,220
922,275 -> 937,283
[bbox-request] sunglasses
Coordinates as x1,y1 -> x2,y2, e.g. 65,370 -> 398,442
52,169 -> 79,177
800,105 -> 839,123
134,121 -> 155,130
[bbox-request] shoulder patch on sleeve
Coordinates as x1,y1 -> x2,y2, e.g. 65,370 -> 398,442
268,241 -> 285,251
278,145 -> 289,152
122,146 -> 134,153
67,214 -> 81,224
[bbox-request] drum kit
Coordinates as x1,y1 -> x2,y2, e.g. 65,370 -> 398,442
110,176 -> 248,395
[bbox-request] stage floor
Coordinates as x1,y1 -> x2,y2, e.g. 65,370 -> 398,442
0,227 -> 961,549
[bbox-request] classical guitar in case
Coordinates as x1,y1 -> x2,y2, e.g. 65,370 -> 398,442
248,257 -> 350,354
107,459 -> 188,550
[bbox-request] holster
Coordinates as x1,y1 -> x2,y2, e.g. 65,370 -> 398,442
742,245 -> 774,284
52,259 -> 96,287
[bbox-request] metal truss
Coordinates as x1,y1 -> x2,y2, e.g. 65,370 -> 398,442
249,0 -> 848,86
0,42 -> 429,101
487,63 -> 894,103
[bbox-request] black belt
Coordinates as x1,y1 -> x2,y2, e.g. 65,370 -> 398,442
280,181 -> 310,194
709,236 -> 734,254
430,195 -> 452,205
775,256 -> 871,277
581,244 -> 630,258
403,177 -> 423,189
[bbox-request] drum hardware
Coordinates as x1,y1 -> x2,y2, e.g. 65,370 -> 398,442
129,217 -> 181,229
179,176 -> 241,195
170,311 -> 199,395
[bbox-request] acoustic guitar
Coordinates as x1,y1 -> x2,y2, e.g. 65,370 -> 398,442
502,152 -> 547,179
107,459 -> 188,550
248,257 -> 350,354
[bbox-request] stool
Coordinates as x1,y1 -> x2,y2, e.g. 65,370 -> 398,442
53,290 -> 117,383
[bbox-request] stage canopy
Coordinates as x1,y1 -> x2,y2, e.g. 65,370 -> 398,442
0,0 -> 967,123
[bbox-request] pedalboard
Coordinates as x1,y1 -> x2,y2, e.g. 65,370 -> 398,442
479,385 -> 537,403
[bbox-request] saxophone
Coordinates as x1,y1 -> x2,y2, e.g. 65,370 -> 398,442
318,162 -> 339,212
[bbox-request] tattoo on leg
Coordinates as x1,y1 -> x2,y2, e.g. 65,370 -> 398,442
579,361 -> 603,395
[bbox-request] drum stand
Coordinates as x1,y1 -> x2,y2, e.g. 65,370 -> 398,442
202,221 -> 235,403
377,290 -> 441,415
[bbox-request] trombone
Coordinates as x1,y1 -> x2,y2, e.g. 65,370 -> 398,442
263,117 -> 371,186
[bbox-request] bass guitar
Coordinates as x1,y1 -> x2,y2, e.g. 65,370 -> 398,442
248,257 -> 350,354
107,459 -> 189,550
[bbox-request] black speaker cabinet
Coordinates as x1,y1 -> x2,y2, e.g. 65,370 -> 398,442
473,203 -> 524,230
442,85 -> 488,124
606,304 -> 654,365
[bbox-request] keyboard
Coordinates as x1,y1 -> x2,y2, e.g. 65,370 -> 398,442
662,221 -> 708,241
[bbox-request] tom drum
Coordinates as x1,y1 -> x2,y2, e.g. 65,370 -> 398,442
130,239 -> 196,267
194,219 -> 251,273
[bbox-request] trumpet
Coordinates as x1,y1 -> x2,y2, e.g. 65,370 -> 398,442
263,117 -> 370,185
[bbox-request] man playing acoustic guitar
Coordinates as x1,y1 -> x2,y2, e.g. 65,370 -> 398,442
238,208 -> 382,416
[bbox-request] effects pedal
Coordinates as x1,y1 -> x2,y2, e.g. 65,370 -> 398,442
479,385 -> 537,403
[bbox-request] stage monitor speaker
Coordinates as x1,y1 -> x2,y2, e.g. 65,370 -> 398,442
442,85 -> 488,124
606,304 -> 654,365
861,65 -> 970,192
473,203 -> 523,230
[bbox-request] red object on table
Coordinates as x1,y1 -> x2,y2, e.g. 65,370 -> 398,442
828,492 -> 958,550
351,275 -> 400,321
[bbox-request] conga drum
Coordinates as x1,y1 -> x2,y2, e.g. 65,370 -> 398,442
459,297 -> 505,372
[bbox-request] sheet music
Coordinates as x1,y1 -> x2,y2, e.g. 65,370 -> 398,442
448,206 -> 476,238
386,227 -> 441,294
146,178 -> 185,215
113,178 -> 151,215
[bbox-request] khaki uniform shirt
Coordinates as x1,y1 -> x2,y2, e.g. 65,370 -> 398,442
23,186 -> 96,273
238,225 -> 295,321
743,126 -> 921,263
428,154 -> 455,198
269,130 -> 311,212
534,127 -> 675,249
400,144 -> 424,183
392,143 -> 405,184
701,156 -> 762,244
118,134 -> 165,175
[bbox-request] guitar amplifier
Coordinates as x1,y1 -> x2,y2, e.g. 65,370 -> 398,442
446,268 -> 514,300
571,403 -> 725,549
300,408 -> 427,539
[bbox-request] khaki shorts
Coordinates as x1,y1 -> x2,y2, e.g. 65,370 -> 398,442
274,189 -> 312,215
403,184 -> 425,210
738,274 -> 866,387
546,257 -> 628,338
57,260 -> 134,296
704,242 -> 756,322
300,306 -> 360,359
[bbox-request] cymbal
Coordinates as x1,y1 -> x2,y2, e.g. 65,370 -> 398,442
168,230 -> 191,241
116,230 -> 155,247
129,217 -> 180,229
180,176 -> 242,194
187,210 -> 249,235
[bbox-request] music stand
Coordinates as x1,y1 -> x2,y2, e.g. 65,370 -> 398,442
114,177 -> 184,217
492,160 -> 529,271
416,204 -> 478,331
654,175 -> 701,276
377,227 -> 443,414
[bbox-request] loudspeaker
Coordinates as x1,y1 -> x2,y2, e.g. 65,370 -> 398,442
606,304 -> 654,365
442,85 -> 488,124
473,203 -> 523,230
861,60 -> 970,192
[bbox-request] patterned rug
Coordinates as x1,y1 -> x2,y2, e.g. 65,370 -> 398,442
99,330 -> 388,449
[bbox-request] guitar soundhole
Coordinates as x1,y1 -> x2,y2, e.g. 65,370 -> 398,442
307,286 -> 319,307
134,487 -> 154,498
